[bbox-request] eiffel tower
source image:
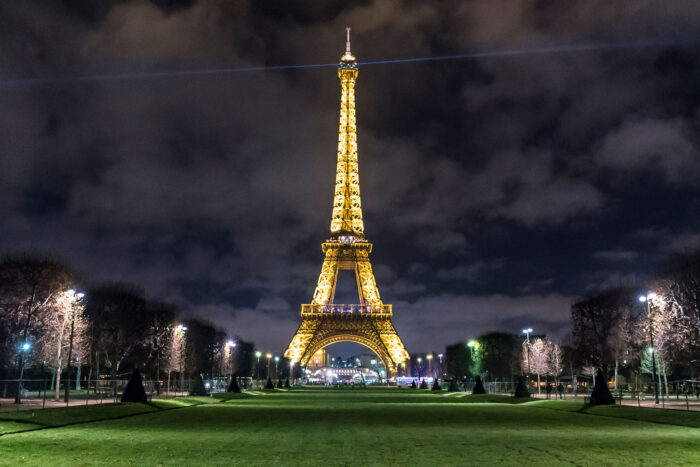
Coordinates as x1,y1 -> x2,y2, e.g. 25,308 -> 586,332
284,29 -> 409,376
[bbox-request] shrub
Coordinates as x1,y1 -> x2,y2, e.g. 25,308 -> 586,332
419,379 -> 428,389
472,375 -> 486,394
276,379 -> 283,388
227,375 -> 241,393
410,380 -> 417,389
189,373 -> 209,396
589,369 -> 615,405
514,376 -> 530,398
265,377 -> 274,389
121,368 -> 147,403
431,379 -> 441,391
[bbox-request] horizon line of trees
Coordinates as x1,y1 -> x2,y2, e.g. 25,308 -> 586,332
0,252 -> 258,398
444,250 -> 700,394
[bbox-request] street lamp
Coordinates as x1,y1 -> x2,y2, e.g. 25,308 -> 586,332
639,294 -> 660,404
438,353 -> 444,378
427,354 -> 433,377
176,325 -> 187,392
65,289 -> 85,403
522,328 -> 533,390
226,340 -> 236,378
266,353 -> 272,378
255,351 -> 262,379
274,356 -> 280,378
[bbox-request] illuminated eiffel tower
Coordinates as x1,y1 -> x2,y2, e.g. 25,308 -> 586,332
284,29 -> 410,375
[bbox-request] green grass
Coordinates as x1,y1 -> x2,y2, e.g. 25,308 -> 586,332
0,403 -> 156,427
0,420 -> 41,434
0,390 -> 698,466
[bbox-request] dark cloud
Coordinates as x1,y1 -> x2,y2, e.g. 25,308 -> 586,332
1,0 -> 700,352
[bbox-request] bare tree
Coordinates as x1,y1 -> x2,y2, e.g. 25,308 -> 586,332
83,283 -> 148,394
656,251 -> 700,369
571,287 -> 635,378
144,302 -> 176,393
0,254 -> 72,402
521,338 -> 561,394
37,290 -> 87,399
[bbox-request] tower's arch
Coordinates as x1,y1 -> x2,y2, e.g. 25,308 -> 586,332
301,333 -> 393,370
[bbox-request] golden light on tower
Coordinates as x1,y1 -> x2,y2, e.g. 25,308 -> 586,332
284,29 -> 409,374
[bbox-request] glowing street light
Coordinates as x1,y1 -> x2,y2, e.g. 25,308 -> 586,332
522,328 -> 533,389
226,340 -> 236,378
639,293 -> 659,404
266,353 -> 272,378
21,342 -> 31,352
177,325 -> 187,392
255,351 -> 262,380
64,288 -> 85,403
467,340 -> 476,348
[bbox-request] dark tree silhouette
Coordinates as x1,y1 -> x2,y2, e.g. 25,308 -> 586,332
589,369 -> 615,405
227,374 -> 240,393
472,375 -> 486,394
419,379 -> 428,389
431,379 -> 441,391
83,283 -> 149,394
410,380 -> 417,389
189,373 -> 208,396
276,378 -> 283,388
571,287 -> 634,376
284,378 -> 290,388
514,376 -> 530,398
121,368 -> 147,403
266,376 -> 274,389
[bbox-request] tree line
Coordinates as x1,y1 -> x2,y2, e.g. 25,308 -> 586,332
446,250 -> 700,394
0,253 -> 254,398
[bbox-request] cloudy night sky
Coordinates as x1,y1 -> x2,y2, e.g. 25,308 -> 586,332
2,0 -> 700,354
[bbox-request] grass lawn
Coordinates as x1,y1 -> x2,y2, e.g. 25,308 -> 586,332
0,389 -> 698,466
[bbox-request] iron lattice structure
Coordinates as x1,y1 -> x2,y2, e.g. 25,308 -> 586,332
285,30 -> 410,375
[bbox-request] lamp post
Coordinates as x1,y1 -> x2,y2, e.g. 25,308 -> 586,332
639,294 -> 659,404
274,356 -> 280,379
416,357 -> 422,378
522,328 -> 533,389
266,353 -> 272,379
427,354 -> 433,378
255,351 -> 262,379
176,325 -> 187,392
289,360 -> 294,383
15,342 -> 31,404
438,353 -> 444,378
226,340 -> 236,379
64,290 -> 85,403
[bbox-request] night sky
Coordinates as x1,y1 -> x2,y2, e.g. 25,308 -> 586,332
2,1 -> 700,354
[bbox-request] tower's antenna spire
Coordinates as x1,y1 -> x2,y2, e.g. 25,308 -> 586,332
342,27 -> 355,62
346,27 -> 351,55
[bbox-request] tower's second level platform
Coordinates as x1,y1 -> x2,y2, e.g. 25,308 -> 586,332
301,303 -> 392,316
